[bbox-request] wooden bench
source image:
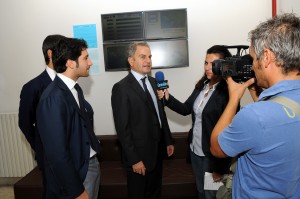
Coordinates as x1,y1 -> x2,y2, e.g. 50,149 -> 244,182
14,132 -> 197,199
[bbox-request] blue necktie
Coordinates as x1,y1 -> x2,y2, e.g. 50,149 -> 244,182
141,77 -> 159,120
74,83 -> 101,153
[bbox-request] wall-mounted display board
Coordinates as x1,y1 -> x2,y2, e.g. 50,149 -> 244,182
101,8 -> 188,71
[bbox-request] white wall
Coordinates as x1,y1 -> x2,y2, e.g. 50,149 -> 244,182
0,0 -> 299,135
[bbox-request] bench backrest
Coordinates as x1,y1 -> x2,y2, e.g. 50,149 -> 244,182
97,132 -> 189,161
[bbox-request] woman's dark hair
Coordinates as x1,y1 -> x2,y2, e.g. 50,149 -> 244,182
195,45 -> 232,89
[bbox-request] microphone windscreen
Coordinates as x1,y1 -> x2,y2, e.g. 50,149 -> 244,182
155,71 -> 169,90
155,71 -> 165,82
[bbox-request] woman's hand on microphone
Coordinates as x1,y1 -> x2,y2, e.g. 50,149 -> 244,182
157,89 -> 169,101
157,90 -> 164,100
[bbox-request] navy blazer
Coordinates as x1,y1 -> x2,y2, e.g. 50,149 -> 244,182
18,70 -> 52,168
111,72 -> 173,172
36,76 -> 100,199
167,79 -> 234,174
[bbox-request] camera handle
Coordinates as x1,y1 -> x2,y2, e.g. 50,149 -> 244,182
224,45 -> 249,56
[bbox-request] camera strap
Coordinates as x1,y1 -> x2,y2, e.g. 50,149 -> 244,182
268,95 -> 300,117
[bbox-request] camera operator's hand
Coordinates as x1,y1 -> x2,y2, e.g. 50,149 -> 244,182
225,77 -> 255,103
211,76 -> 256,158
248,81 -> 264,102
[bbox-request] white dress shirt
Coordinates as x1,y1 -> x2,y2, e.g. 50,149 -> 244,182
190,82 -> 219,157
57,74 -> 96,158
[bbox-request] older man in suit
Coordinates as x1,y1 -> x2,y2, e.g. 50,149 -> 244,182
36,37 -> 101,199
111,41 -> 174,199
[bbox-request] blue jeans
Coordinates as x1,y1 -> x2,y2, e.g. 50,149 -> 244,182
83,156 -> 100,199
190,151 -> 216,199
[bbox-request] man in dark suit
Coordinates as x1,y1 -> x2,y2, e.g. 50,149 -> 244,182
18,34 -> 66,191
111,41 -> 174,199
36,37 -> 101,199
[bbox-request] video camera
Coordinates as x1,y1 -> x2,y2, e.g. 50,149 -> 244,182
212,45 -> 255,82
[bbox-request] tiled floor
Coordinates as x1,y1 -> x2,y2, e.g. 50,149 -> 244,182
0,186 -> 14,199
0,177 -> 21,199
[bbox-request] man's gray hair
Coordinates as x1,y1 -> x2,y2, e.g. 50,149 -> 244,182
249,13 -> 300,74
127,41 -> 150,57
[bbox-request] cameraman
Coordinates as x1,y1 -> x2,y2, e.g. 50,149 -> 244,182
210,13 -> 300,198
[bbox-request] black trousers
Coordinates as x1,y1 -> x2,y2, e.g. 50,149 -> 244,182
127,157 -> 163,199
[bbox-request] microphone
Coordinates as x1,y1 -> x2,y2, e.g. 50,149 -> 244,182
155,71 -> 169,106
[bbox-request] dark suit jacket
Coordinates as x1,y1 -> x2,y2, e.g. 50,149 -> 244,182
167,79 -> 234,174
111,72 -> 173,172
36,76 -> 100,199
18,70 -> 52,168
